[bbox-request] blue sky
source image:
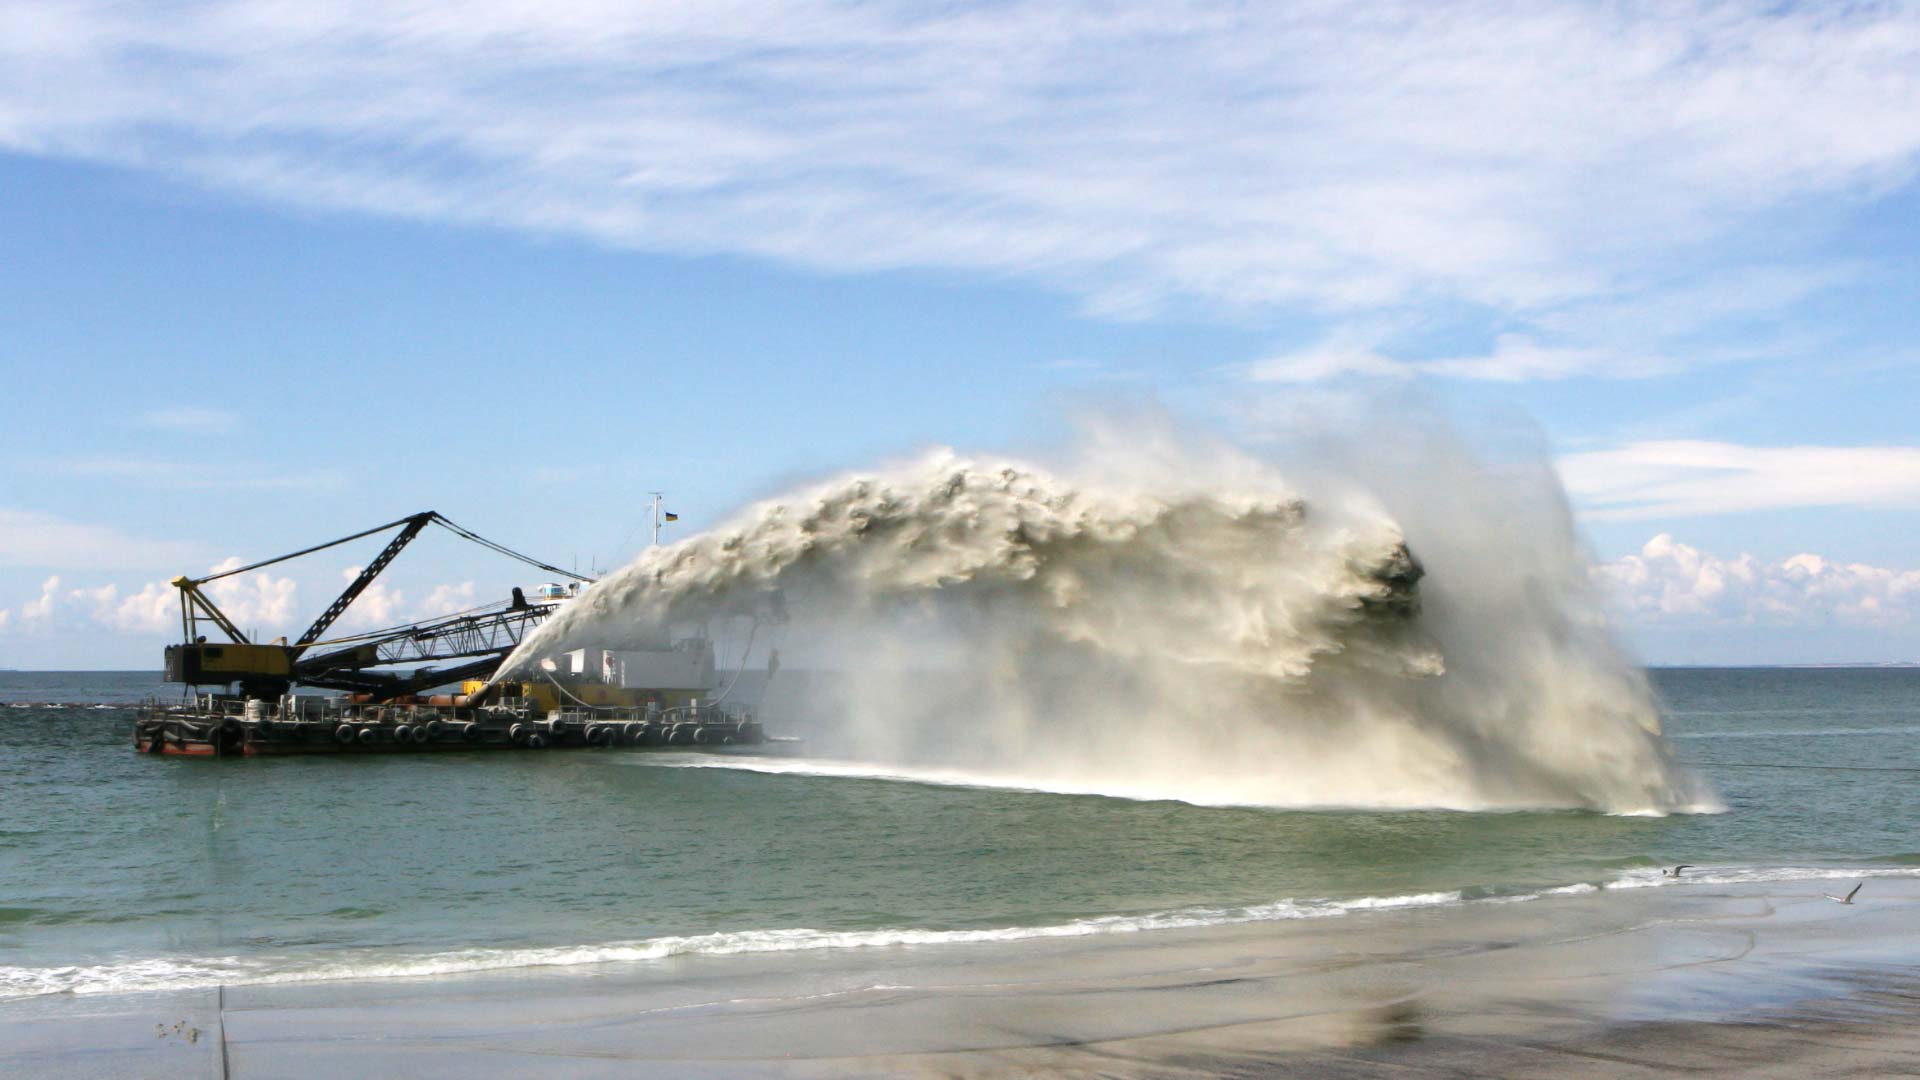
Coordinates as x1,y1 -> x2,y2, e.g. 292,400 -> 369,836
1,1 -> 1918,668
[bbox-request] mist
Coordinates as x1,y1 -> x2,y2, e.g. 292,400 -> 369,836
499,409 -> 1716,815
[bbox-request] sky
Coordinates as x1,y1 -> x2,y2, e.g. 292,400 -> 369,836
1,0 -> 1918,668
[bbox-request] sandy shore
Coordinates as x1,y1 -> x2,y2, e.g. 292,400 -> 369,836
6,876 -> 1919,1078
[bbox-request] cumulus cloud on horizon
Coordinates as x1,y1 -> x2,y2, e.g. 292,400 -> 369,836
10,560 -> 302,638
1596,534 -> 1920,628
0,564 -> 483,642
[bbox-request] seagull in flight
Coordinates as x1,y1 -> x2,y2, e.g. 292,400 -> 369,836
1824,883 -> 1863,905
1662,864 -> 1695,878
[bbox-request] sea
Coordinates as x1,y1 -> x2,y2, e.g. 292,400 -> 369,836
2,667 -> 1916,1002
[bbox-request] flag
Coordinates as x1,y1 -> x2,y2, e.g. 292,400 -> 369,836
664,511 -> 679,522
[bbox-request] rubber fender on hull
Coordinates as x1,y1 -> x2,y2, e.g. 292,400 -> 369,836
461,722 -> 484,744
423,720 -> 445,740
692,727 -> 710,745
526,733 -> 548,749
355,726 -> 379,746
334,724 -> 356,745
393,725 -> 414,744
509,723 -> 529,744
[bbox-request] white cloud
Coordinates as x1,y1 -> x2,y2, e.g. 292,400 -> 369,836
1597,535 -> 1920,627
1246,332 -> 1674,383
0,508 -> 203,571
1558,441 -> 1920,521
336,566 -> 402,631
1416,336 -> 1672,382
2,560 -> 297,637
420,582 -> 478,617
198,557 -> 301,637
101,580 -> 177,634
21,576 -> 59,620
0,564 -> 492,643
1244,335 -> 1414,383
0,2 -> 1914,318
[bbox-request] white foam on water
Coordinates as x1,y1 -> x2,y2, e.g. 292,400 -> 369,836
0,889 -> 1469,1001
634,753 -> 1712,814
1604,865 -> 1920,891
9,865 -> 1910,1002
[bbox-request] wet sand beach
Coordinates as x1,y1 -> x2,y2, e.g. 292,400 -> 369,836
6,875 -> 1918,1078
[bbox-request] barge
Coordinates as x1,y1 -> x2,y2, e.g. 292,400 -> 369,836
134,510 -> 772,757
135,695 -> 764,757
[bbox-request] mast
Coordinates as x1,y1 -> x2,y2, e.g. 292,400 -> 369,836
649,492 -> 664,547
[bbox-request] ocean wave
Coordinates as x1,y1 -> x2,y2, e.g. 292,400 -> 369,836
1602,865 -> 1920,890
7,865 -> 1910,1001
0,889 -> 1467,1001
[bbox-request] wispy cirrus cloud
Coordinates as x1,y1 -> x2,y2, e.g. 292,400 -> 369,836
0,1 -> 1915,328
1558,441 -> 1920,521
1245,332 -> 1675,384
0,507 -> 203,571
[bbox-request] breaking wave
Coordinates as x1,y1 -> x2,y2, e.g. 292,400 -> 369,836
6,891 -> 1469,1000
9,866 -> 1913,1001
500,417 -> 1714,814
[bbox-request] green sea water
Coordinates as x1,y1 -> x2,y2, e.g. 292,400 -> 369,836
1,668 -> 1915,999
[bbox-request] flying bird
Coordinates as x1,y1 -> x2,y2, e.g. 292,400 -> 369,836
1662,864 -> 1694,878
1824,883 -> 1863,905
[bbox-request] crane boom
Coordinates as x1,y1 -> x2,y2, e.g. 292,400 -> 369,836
293,512 -> 434,651
164,512 -> 580,699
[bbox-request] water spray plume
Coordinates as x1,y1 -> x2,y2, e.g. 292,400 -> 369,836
500,415 -> 1716,815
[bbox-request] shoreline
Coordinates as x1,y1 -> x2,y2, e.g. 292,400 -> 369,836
7,877 -> 1919,1077
8,864 -> 1912,1002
